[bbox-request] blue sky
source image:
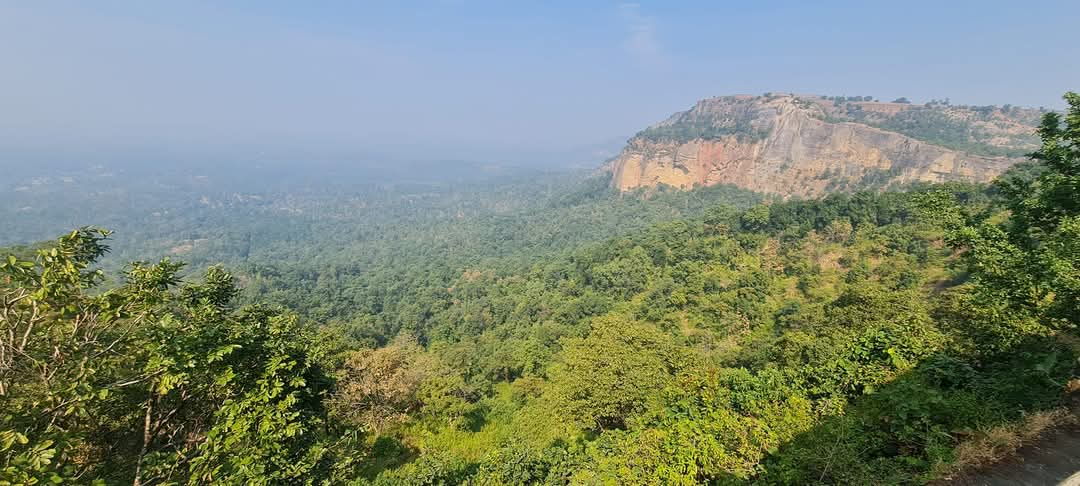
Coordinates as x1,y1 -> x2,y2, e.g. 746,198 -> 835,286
1,1 -> 1077,164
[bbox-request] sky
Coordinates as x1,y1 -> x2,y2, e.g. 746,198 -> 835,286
1,0 -> 1077,165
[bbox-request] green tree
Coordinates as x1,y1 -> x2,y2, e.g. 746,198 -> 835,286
740,203 -> 772,231
550,315 -> 689,431
917,92 -> 1080,339
0,229 -> 334,485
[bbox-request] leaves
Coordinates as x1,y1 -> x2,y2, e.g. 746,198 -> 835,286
1,232 -> 331,485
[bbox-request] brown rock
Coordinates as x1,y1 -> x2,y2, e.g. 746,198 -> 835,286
606,94 -> 1037,197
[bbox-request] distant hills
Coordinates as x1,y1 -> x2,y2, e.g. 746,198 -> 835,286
604,93 -> 1044,197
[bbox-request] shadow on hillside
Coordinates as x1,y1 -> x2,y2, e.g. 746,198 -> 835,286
752,336 -> 1078,485
931,417 -> 1080,485
356,435 -> 420,481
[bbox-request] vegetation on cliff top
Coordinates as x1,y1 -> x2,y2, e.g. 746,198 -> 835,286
631,93 -> 1041,158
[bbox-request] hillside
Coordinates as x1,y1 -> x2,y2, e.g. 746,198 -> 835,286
606,93 -> 1043,197
2,93 -> 1078,484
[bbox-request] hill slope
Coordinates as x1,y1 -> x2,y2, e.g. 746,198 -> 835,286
606,94 -> 1042,197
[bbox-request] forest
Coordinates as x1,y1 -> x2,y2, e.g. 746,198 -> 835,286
1,93 -> 1078,484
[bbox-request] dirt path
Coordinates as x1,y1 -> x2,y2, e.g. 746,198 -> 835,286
939,424 -> 1080,486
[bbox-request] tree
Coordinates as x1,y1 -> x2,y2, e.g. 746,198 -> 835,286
1,228 -> 115,484
917,92 -> 1080,339
550,315 -> 689,430
0,229 -> 334,484
331,338 -> 429,434
992,92 -> 1080,328
577,368 -> 814,483
590,246 -> 652,298
740,204 -> 772,231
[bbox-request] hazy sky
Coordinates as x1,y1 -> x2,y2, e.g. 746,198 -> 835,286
1,1 -> 1077,164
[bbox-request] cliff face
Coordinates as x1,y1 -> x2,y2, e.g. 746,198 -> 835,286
607,94 -> 1038,197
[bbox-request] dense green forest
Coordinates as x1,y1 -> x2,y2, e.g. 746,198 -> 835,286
2,162 -> 761,273
2,93 -> 1078,484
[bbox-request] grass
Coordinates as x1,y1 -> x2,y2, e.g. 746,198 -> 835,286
932,405 -> 1079,480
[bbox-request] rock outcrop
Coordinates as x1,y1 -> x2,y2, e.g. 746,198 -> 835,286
606,94 -> 1039,197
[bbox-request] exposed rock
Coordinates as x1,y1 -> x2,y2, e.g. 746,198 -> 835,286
606,94 -> 1039,197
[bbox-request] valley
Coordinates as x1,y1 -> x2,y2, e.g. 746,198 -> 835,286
3,92 -> 1078,484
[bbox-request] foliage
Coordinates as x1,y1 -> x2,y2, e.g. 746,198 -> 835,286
635,118 -> 768,143
0,229 -> 333,484
2,92 -> 1078,484
551,315 -> 689,431
828,101 -> 1041,157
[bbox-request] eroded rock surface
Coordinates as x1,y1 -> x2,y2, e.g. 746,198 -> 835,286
606,94 -> 1039,197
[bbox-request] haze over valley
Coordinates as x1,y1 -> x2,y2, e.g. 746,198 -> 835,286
2,2 -> 1079,485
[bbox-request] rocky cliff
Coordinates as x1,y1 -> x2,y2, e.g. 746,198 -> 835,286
606,94 -> 1040,197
